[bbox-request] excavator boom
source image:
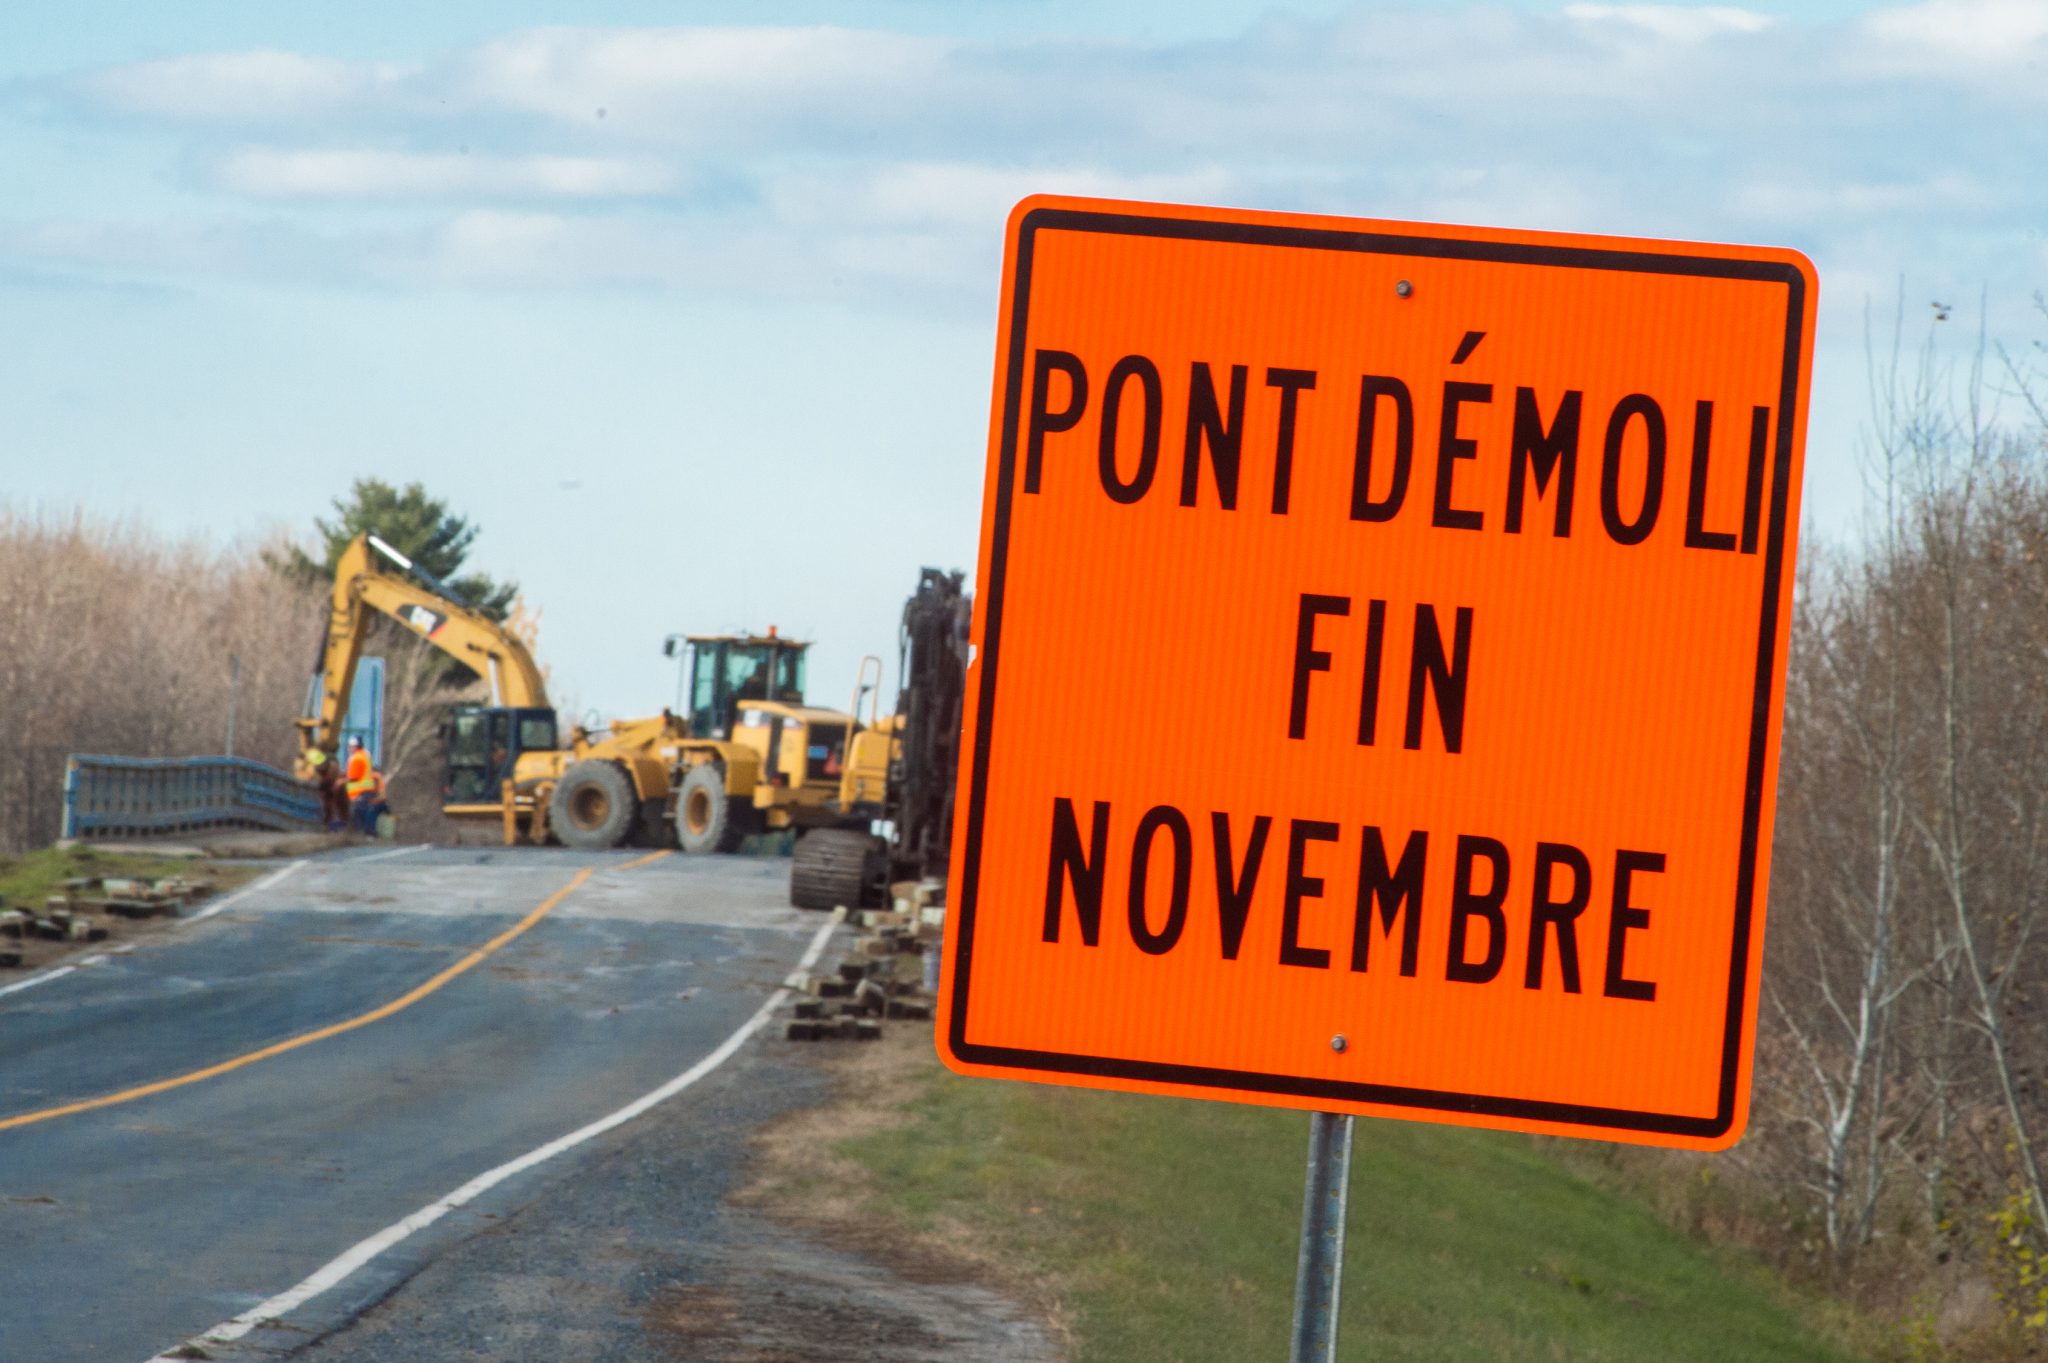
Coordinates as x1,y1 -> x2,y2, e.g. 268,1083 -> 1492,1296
297,533 -> 547,755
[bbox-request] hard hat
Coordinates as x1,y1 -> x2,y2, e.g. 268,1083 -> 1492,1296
307,750 -> 327,767
348,736 -> 364,748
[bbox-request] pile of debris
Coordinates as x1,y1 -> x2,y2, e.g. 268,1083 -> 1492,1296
786,879 -> 945,1042
0,876 -> 214,969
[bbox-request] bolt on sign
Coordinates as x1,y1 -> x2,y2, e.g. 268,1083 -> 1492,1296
937,197 -> 1816,1150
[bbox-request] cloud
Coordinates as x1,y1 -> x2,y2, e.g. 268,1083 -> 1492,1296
392,208 -> 999,310
81,50 -> 409,120
215,148 -> 677,199
1727,173 -> 2003,225
1563,5 -> 1777,42
772,162 -> 1243,230
0,216 -> 360,285
430,210 -> 574,281
1860,0 -> 2048,68
460,24 -> 954,132
0,203 -> 995,311
21,6 -> 2048,312
68,14 -> 1758,151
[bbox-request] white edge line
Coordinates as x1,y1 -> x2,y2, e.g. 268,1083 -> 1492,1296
0,964 -> 76,1000
146,917 -> 839,1359
349,843 -> 429,864
1,860 -> 308,1003
184,859 -> 309,924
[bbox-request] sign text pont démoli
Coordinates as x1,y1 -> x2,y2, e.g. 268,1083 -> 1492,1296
1017,340 -> 1754,1003
1022,342 -> 1774,553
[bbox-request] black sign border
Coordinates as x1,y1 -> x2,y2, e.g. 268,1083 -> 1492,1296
948,204 -> 1809,1141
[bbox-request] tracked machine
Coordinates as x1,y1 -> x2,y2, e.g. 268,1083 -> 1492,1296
788,568 -> 970,909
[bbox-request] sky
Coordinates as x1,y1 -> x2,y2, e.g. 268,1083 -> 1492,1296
3,0 -> 2045,724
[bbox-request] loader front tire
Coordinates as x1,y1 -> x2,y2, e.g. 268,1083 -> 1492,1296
676,763 -> 747,854
550,760 -> 638,850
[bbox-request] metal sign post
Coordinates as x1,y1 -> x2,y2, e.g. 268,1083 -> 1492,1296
1289,1111 -> 1354,1363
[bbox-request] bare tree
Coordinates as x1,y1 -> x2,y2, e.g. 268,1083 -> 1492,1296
1896,301 -> 2048,1250
0,515 -> 322,852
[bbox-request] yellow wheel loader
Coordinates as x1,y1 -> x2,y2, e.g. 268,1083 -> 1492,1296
659,631 -> 892,853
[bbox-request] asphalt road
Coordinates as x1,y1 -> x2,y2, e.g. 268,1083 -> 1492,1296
0,845 -> 838,1363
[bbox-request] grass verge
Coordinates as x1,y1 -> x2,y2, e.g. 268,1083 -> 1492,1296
771,1025 -> 1874,1363
0,844 -> 253,907
0,846 -> 263,973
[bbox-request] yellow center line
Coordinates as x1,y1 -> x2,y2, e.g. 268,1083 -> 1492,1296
1,849 -> 673,1135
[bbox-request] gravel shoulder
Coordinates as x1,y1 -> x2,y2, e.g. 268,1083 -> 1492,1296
280,1006 -> 1058,1363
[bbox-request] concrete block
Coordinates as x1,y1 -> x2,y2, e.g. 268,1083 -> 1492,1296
100,899 -> 172,919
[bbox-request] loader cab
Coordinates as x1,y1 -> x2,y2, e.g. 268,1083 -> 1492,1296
671,632 -> 808,740
444,705 -> 558,805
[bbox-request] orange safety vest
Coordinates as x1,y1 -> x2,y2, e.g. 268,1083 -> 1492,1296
346,748 -> 374,796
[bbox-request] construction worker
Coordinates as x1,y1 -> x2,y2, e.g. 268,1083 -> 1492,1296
355,764 -> 391,837
345,737 -> 376,835
304,746 -> 349,831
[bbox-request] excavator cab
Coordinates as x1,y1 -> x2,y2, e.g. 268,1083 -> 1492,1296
444,705 -> 559,805
674,633 -> 808,739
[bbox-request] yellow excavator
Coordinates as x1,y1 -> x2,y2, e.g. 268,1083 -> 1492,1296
297,532 -> 684,847
301,532 -> 891,852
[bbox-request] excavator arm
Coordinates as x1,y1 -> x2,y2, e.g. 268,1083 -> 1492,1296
296,533 -> 548,755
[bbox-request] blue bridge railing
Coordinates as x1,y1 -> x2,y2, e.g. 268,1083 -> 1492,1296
62,755 -> 323,841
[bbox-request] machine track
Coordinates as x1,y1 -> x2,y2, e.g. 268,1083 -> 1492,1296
789,828 -> 882,910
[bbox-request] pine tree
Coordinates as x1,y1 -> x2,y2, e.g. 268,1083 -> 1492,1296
272,478 -> 515,620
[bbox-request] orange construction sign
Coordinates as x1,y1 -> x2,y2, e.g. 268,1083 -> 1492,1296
936,197 -> 1816,1150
